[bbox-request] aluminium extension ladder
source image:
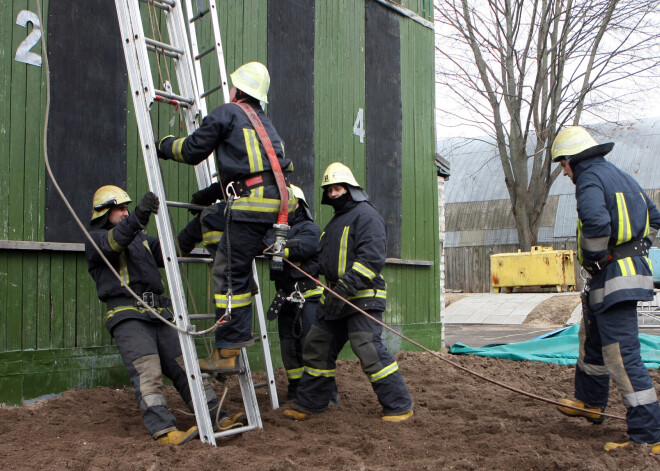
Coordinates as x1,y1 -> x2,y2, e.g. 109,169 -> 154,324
113,0 -> 279,446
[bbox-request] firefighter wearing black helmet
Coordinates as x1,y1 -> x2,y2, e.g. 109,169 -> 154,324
551,127 -> 660,454
283,163 -> 414,422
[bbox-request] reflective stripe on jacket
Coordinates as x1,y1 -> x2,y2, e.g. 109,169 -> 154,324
573,156 -> 660,312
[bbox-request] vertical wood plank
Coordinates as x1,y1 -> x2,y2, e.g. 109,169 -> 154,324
76,255 -> 91,347
50,251 -> 64,349
36,252 -> 50,349
6,251 -> 23,351
0,252 -> 8,350
62,253 -> 77,348
0,0 -> 14,239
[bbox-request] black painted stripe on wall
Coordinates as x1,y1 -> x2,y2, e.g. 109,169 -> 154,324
267,0 -> 316,211
365,0 -> 402,258
46,1 -> 127,242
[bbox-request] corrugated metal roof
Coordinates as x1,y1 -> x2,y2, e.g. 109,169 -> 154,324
439,118 -> 660,204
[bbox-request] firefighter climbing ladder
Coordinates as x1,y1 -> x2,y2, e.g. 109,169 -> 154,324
113,0 -> 279,446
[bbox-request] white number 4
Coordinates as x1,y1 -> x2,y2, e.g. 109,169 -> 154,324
353,108 -> 365,143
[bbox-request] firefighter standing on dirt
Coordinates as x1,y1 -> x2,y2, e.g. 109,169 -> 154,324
552,126 -> 660,453
283,163 -> 414,422
156,61 -> 295,373
264,185 -> 338,403
85,186 -> 244,445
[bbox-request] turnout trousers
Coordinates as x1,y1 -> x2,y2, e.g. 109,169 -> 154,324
212,219 -> 272,348
278,299 -> 317,399
112,315 -> 222,437
293,309 -> 413,415
575,300 -> 660,443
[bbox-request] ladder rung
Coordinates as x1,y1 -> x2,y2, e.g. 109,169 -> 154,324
147,45 -> 179,59
145,38 -> 184,56
253,381 -> 269,389
213,424 -> 258,439
200,83 -> 224,99
154,89 -> 194,105
195,46 -> 215,61
189,8 -> 210,23
188,314 -> 215,320
139,0 -> 175,10
178,256 -> 213,264
166,200 -> 207,211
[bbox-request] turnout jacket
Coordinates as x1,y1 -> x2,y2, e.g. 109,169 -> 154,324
159,99 -> 295,223
573,156 -> 660,313
319,200 -> 387,316
266,208 -> 322,297
85,213 -> 167,331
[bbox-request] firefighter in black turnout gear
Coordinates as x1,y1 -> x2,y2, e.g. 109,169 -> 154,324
265,185 -> 337,402
551,127 -> 660,454
156,62 -> 295,373
85,186 -> 244,445
283,163 -> 414,422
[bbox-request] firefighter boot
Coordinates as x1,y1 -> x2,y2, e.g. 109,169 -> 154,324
198,348 -> 241,373
216,412 -> 247,431
557,398 -> 605,424
382,410 -> 414,422
156,426 -> 199,445
604,441 -> 660,454
283,409 -> 310,421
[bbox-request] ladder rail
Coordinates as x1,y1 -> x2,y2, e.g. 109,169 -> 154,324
115,0 -> 217,446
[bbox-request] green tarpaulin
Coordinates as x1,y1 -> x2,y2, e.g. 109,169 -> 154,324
449,324 -> 660,369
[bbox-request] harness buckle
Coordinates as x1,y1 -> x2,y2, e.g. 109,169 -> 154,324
225,182 -> 240,200
286,282 -> 305,305
142,292 -> 155,308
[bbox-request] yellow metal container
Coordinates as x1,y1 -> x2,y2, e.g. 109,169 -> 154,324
490,246 -> 576,293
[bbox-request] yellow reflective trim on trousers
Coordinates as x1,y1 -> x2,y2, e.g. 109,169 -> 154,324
338,226 -> 350,277
203,230 -> 222,246
616,257 -> 636,277
648,256 -> 653,274
615,192 -> 631,245
108,228 -> 123,252
369,361 -> 399,383
172,137 -> 186,163
243,129 -> 264,173
287,367 -> 304,380
304,366 -> 335,378
348,289 -> 387,300
576,220 -> 584,266
214,291 -> 252,309
119,252 -> 129,287
352,261 -> 376,280
303,287 -> 323,298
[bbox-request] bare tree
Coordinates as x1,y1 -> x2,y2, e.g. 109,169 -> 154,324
435,0 -> 660,250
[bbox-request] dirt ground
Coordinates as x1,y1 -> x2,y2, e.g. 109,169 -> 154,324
2,296 -> 660,470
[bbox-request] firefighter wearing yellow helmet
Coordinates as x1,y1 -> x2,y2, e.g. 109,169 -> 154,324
551,127 -> 660,453
284,163 -> 414,423
85,185 -> 246,444
156,61 -> 295,373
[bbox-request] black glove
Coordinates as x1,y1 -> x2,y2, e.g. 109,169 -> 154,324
189,182 -> 223,215
134,192 -> 160,227
323,278 -> 357,318
156,135 -> 175,160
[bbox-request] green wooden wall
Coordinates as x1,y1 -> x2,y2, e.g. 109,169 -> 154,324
0,0 -> 440,406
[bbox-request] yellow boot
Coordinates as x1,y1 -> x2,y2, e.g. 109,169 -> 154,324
382,410 -> 414,422
216,412 -> 247,431
557,398 -> 605,424
604,441 -> 660,454
283,409 -> 310,421
198,348 -> 240,373
156,426 -> 199,445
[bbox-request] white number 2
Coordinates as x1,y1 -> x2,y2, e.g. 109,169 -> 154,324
353,108 -> 365,143
15,10 -> 42,67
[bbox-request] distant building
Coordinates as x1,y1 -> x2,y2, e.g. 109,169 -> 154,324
437,118 -> 660,292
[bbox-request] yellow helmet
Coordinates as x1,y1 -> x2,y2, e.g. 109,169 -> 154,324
230,62 -> 270,103
290,184 -> 307,205
551,126 -> 599,162
321,162 -> 361,188
91,185 -> 131,222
